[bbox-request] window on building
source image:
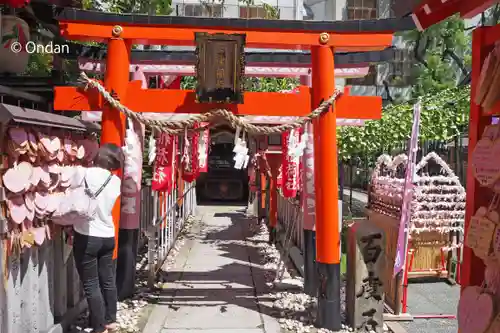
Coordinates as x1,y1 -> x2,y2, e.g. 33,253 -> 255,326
345,65 -> 377,86
239,6 -> 269,18
387,49 -> 414,86
184,3 -> 223,17
347,0 -> 377,20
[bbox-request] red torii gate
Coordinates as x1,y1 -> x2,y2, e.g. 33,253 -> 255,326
53,10 -> 393,330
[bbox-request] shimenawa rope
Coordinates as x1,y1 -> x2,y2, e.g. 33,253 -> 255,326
79,72 -> 342,135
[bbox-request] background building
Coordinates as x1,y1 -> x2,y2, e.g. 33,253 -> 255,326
169,0 -> 413,102
303,0 -> 412,101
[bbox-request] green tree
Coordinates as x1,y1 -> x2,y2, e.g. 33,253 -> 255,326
337,15 -> 474,163
337,86 -> 470,161
481,4 -> 500,26
400,15 -> 471,96
83,0 -> 172,14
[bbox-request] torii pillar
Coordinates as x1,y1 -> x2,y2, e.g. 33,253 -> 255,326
311,33 -> 341,330
101,34 -> 130,255
100,30 -> 133,298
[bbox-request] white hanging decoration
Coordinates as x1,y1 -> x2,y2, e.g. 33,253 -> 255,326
147,130 -> 156,166
123,118 -> 135,154
198,128 -> 208,169
122,118 -> 142,174
287,129 -> 308,163
233,127 -> 249,169
181,128 -> 191,170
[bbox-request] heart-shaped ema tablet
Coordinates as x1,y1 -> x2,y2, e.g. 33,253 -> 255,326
466,207 -> 496,260
8,128 -> 28,147
2,162 -> 33,194
472,138 -> 500,187
7,195 -> 27,224
458,286 -> 494,333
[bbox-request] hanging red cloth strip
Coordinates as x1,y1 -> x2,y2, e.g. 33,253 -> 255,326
298,157 -> 303,192
182,124 -> 200,182
152,133 -> 177,193
0,0 -> 29,8
249,165 -> 257,192
277,165 -> 283,188
281,130 -> 300,197
159,75 -> 182,89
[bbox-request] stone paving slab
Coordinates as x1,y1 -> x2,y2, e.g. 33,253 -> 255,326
163,276 -> 255,290
142,206 -> 282,333
399,282 -> 459,333
163,295 -> 262,329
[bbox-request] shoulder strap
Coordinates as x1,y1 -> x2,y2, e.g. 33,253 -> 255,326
84,173 -> 114,199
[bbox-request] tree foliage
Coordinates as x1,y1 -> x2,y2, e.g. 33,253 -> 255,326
24,53 -> 52,76
337,86 -> 470,161
338,16 -> 472,162
181,76 -> 298,92
83,0 -> 172,14
482,4 -> 500,26
400,15 -> 471,96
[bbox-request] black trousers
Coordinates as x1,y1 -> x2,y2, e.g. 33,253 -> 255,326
73,232 -> 118,333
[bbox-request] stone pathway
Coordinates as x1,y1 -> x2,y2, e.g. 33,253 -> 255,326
142,205 -> 283,333
342,188 -> 368,218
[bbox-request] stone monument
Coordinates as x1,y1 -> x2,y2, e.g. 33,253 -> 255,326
346,221 -> 385,332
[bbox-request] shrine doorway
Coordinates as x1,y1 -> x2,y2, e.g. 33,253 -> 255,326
197,127 -> 249,203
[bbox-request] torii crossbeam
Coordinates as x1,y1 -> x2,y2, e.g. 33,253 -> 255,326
53,10 -> 396,330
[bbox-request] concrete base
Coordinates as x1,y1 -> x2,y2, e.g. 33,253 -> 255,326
316,262 -> 342,330
383,313 -> 414,321
303,229 -> 316,296
289,246 -> 305,276
116,228 -> 139,300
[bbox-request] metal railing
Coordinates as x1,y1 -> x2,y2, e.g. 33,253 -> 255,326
144,181 -> 197,287
277,192 -> 304,251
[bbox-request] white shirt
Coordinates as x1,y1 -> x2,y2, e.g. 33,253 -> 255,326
73,167 -> 121,238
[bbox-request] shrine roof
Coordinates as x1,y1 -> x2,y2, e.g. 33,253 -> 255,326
411,0 -> 494,31
57,8 -> 415,34
0,102 -> 100,132
71,46 -> 396,68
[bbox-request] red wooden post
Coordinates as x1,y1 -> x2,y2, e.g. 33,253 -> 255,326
311,34 -> 341,330
267,152 -> 282,243
462,26 -> 491,290
258,156 -> 268,223
301,73 -> 317,296
101,26 -> 131,259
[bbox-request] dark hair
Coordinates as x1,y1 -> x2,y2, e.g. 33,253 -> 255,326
93,143 -> 124,171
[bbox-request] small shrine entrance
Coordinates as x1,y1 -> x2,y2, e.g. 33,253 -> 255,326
53,9 -> 399,330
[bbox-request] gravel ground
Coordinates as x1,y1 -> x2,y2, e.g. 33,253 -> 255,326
245,217 -> 388,333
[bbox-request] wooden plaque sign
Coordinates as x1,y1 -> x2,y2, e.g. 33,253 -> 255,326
195,32 -> 246,104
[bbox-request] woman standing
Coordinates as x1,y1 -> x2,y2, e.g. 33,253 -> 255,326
73,143 -> 124,333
